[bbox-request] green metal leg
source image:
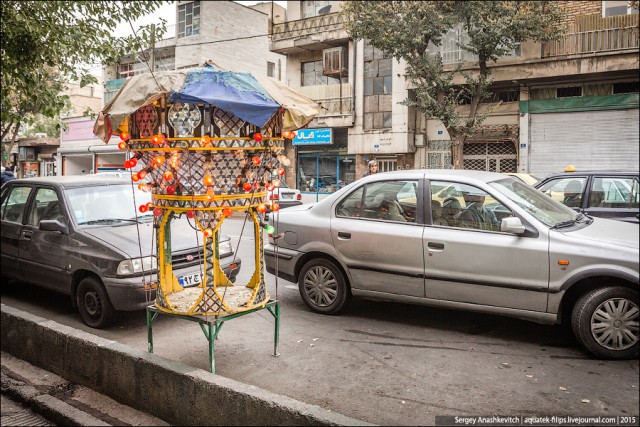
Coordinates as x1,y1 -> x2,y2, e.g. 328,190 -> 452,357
267,301 -> 280,357
146,307 -> 159,354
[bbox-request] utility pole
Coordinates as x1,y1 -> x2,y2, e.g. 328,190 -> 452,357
150,24 -> 156,73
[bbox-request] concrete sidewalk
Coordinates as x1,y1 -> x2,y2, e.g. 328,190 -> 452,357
1,304 -> 371,426
1,352 -> 169,426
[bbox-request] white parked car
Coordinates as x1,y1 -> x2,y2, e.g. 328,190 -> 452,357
265,169 -> 639,359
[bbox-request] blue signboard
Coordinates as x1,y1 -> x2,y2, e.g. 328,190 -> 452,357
292,128 -> 333,145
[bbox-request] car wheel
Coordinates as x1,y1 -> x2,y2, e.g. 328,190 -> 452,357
571,286 -> 639,359
76,276 -> 116,328
299,258 -> 351,315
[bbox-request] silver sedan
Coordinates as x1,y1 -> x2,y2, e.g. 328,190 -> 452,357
265,169 -> 639,360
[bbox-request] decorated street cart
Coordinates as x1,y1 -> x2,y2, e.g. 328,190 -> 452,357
94,63 -> 319,372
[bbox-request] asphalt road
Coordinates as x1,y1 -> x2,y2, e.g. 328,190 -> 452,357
1,216 -> 638,426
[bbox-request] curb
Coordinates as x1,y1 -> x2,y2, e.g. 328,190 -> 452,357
1,304 -> 373,426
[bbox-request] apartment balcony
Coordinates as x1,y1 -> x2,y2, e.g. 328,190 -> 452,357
297,83 -> 354,128
542,13 -> 639,57
270,13 -> 350,55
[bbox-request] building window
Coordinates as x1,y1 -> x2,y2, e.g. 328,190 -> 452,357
364,39 -> 392,130
603,1 -> 639,16
613,81 -> 640,94
427,140 -> 452,169
267,62 -> 275,78
556,87 -> 582,98
301,1 -> 333,18
428,24 -> 520,64
178,1 -> 200,38
302,60 -> 340,86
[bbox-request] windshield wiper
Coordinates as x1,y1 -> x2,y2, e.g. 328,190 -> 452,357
80,218 -> 139,225
552,213 -> 584,229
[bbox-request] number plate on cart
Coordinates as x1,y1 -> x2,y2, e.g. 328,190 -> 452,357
179,272 -> 204,287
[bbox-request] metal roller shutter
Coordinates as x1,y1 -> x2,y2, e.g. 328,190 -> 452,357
529,109 -> 639,177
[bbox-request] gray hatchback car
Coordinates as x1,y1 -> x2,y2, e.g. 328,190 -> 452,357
265,170 -> 639,359
1,176 -> 241,328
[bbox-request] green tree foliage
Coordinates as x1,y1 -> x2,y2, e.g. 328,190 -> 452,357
342,1 -> 564,168
1,1 -> 165,147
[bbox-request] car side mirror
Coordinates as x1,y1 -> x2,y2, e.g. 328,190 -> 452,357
39,219 -> 69,235
500,216 -> 525,235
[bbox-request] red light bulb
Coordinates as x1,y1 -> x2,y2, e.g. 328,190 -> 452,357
130,158 -> 138,167
252,156 -> 261,166
123,160 -> 131,168
138,170 -> 147,179
252,132 -> 263,142
277,167 -> 285,176
243,182 -> 252,191
186,210 -> 195,219
266,183 -> 275,191
153,208 -> 163,216
139,204 -> 148,213
166,185 -> 176,195
120,132 -> 130,141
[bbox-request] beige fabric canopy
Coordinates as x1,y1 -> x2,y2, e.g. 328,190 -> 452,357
93,66 -> 320,143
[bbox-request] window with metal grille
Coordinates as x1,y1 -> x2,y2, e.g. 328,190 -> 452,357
178,1 -> 200,38
376,158 -> 397,173
557,87 -> 582,98
613,81 -> 639,94
463,141 -> 517,172
267,62 -> 275,78
427,140 -> 452,169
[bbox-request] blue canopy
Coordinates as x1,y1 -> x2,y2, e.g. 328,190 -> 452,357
169,65 -> 281,127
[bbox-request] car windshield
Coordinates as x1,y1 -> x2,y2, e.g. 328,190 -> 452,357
489,178 -> 579,227
66,184 -> 153,225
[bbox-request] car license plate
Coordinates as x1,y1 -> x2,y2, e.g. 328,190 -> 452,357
280,192 -> 293,200
179,272 -> 203,287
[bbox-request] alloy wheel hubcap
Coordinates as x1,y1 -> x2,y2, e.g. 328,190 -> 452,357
590,297 -> 639,351
304,266 -> 338,307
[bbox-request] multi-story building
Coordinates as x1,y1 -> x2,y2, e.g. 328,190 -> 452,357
57,0 -> 286,175
271,0 -> 639,201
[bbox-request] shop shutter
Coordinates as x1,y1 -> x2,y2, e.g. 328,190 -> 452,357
529,109 -> 639,177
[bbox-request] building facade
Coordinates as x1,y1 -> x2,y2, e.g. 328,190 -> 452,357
58,0 -> 287,176
271,0 -> 639,202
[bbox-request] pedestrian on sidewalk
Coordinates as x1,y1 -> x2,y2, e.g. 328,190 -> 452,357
1,166 -> 16,186
364,159 -> 378,177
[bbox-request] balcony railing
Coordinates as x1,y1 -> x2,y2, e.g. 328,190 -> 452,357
542,14 -> 639,57
271,12 -> 347,43
297,83 -> 353,115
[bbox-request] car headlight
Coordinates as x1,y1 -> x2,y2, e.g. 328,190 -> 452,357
117,256 -> 158,275
219,239 -> 233,257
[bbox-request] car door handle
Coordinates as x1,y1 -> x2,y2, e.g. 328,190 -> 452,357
337,232 -> 351,239
427,242 -> 445,250
21,230 -> 33,241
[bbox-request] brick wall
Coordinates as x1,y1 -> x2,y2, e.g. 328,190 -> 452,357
558,0 -> 602,27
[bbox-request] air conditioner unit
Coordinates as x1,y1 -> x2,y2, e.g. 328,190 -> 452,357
323,47 -> 348,78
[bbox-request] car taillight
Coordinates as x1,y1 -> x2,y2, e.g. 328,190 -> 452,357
296,193 -> 301,200
269,193 -> 279,200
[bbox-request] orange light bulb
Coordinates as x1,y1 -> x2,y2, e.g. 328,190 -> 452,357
273,179 -> 281,188
200,135 -> 211,146
120,132 -> 130,141
256,204 -> 267,214
223,207 -> 233,217
163,171 -> 173,181
271,202 -> 280,212
154,155 -> 165,166
203,175 -> 214,187
203,228 -> 213,238
118,141 -> 127,150
277,167 -> 285,176
138,170 -> 147,179
252,132 -> 263,142
132,174 -> 140,183
243,182 -> 252,192
206,187 -> 215,200
252,156 -> 261,166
